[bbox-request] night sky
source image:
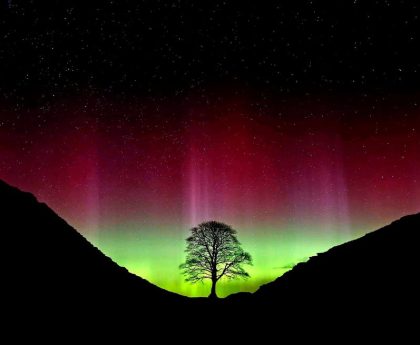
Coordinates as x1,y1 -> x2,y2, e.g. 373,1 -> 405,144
1,1 -> 419,296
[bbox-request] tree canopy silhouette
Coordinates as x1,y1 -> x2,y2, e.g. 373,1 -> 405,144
180,221 -> 252,298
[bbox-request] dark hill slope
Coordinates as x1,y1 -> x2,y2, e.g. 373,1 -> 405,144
253,213 -> 420,311
0,179 -> 182,312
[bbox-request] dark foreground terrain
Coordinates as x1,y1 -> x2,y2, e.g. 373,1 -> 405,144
2,179 -> 419,337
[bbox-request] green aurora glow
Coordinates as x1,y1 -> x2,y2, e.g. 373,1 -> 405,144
86,223 -> 362,297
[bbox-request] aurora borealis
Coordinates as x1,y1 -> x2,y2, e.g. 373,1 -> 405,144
1,1 -> 420,297
1,93 -> 419,296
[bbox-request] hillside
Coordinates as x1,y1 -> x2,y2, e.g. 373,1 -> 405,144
253,213 -> 420,312
0,179 -> 182,314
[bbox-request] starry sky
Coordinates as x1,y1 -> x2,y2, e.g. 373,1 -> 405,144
1,1 -> 419,296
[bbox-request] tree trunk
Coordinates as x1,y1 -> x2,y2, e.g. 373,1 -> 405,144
209,279 -> 217,299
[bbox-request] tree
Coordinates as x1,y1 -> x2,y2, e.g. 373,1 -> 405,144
180,221 -> 252,298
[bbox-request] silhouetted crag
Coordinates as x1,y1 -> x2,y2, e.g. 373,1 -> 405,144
251,213 -> 420,316
1,179 -> 183,319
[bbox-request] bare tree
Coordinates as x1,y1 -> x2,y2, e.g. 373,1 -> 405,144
180,221 -> 252,298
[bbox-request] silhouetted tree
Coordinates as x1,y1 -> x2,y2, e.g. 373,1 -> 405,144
180,221 -> 252,298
